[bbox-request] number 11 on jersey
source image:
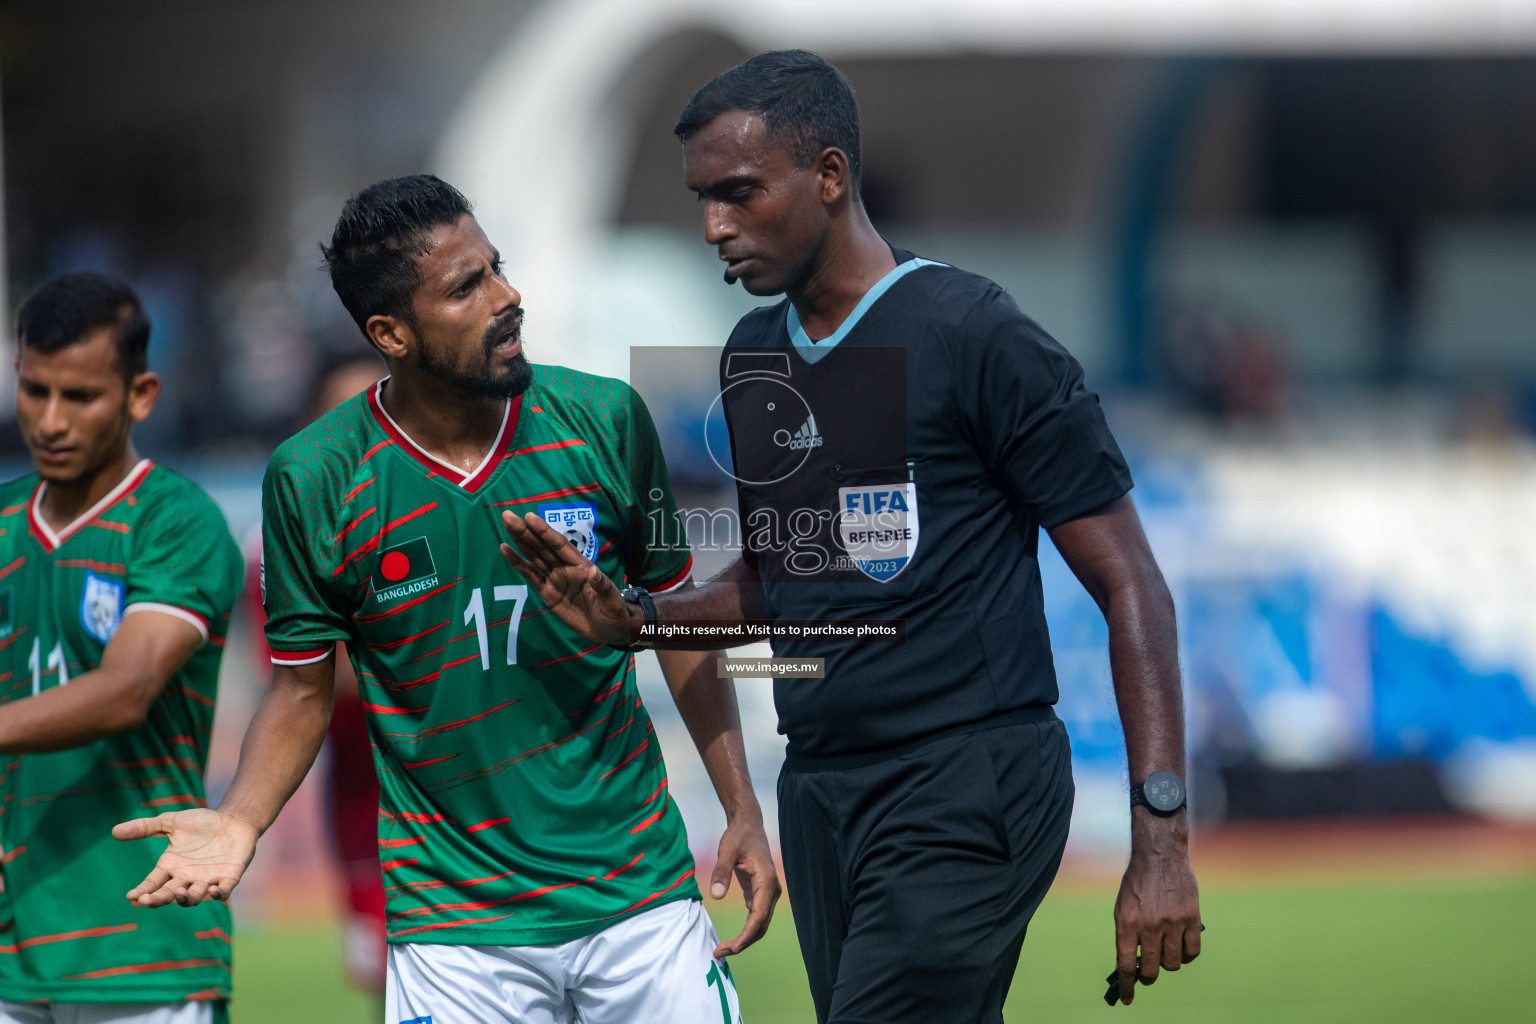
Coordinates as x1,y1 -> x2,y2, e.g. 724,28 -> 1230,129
462,585 -> 528,669
28,637 -> 68,695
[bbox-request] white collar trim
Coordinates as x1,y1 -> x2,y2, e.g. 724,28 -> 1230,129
32,458 -> 154,550
372,378 -> 510,486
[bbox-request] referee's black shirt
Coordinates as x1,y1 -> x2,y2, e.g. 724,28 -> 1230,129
720,250 -> 1132,765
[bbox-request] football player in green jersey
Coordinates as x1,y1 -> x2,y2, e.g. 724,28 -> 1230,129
117,175 -> 777,1024
0,273 -> 242,1024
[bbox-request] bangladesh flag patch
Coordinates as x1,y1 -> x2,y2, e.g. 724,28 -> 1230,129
372,537 -> 439,603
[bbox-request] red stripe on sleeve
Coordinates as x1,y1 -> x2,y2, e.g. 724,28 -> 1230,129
642,554 -> 694,594
269,645 -> 335,665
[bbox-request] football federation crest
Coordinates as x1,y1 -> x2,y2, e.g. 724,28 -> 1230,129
539,502 -> 599,561
371,536 -> 439,604
80,571 -> 125,643
837,483 -> 920,583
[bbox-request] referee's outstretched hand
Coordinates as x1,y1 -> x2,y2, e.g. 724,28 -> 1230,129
500,511 -> 632,647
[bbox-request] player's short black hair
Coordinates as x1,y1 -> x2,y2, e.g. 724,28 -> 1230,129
320,174 -> 473,339
674,49 -> 862,193
15,271 -> 151,381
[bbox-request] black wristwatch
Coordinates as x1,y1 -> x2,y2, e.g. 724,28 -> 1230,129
1130,770 -> 1186,816
612,585 -> 656,652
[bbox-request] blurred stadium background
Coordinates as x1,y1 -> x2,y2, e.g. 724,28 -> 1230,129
3,0 -> 1535,1020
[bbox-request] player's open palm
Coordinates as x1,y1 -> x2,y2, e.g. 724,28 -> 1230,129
500,510 -> 631,646
112,809 -> 259,909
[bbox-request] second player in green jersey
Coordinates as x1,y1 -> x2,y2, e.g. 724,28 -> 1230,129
0,463 -> 240,1006
0,273 -> 242,1024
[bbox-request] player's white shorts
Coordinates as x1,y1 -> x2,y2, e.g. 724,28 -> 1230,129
385,898 -> 742,1024
0,1001 -> 213,1024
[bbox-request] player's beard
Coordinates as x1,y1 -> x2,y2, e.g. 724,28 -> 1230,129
418,311 -> 533,400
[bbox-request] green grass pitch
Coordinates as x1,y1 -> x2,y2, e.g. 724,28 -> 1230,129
231,874 -> 1536,1022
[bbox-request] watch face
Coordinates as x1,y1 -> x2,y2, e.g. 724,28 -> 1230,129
1143,771 -> 1185,813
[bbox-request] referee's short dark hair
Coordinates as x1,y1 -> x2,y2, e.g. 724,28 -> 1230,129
16,271 -> 151,380
321,174 -> 472,339
674,50 -> 862,195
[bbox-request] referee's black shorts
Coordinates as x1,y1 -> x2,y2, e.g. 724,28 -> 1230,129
778,713 -> 1074,1024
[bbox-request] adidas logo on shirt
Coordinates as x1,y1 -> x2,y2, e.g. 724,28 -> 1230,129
787,414 -> 824,450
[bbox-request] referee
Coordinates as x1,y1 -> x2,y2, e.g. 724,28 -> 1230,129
503,49 -> 1201,1022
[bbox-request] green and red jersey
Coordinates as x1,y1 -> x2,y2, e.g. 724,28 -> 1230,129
260,365 -> 698,947
0,460 -> 242,1004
